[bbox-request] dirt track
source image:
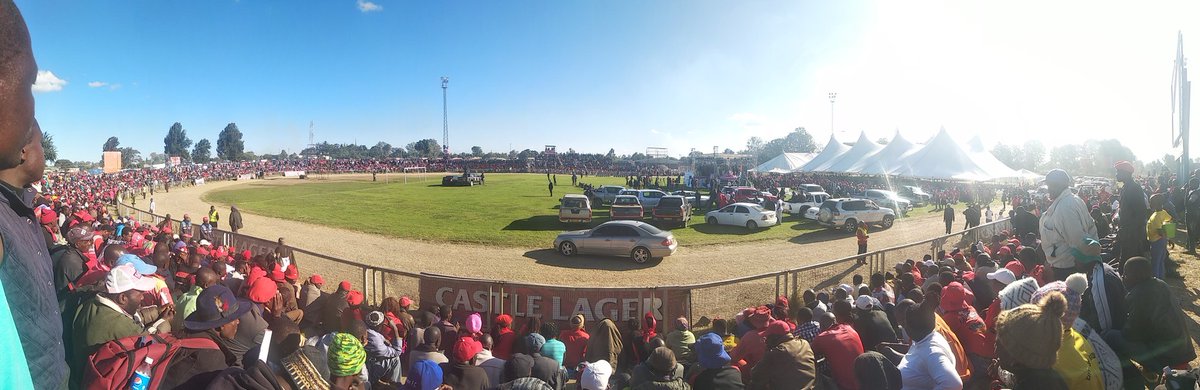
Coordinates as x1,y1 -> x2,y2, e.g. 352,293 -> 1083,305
149,175 -> 967,287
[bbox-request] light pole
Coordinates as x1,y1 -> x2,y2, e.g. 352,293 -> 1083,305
828,92 -> 837,135
442,77 -> 449,160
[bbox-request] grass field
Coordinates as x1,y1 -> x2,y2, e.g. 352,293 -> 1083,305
204,173 -> 875,247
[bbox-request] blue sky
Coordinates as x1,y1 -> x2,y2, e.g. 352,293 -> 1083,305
18,0 -> 1200,162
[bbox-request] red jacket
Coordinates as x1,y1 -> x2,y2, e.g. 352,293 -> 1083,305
492,328 -> 517,360
558,328 -> 590,368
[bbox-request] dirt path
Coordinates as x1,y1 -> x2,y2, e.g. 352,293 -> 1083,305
149,175 -> 968,287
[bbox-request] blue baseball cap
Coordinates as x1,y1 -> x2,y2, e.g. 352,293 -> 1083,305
114,254 -> 157,275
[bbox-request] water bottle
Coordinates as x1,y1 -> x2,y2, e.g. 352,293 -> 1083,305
129,357 -> 153,390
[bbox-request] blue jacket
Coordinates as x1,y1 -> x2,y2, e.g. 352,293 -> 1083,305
0,183 -> 68,389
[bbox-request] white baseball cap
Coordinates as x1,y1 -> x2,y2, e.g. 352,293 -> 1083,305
199,239 -> 211,246
986,268 -> 1017,285
854,295 -> 875,311
105,264 -> 158,294
580,360 -> 613,390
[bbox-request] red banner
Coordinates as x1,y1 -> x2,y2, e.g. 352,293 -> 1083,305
419,275 -> 689,328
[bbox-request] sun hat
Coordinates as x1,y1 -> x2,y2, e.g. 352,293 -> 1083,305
114,254 -> 157,275
327,332 -> 366,377
105,264 -> 158,294
580,360 -> 613,390
39,209 -> 57,225
996,291 -> 1067,369
695,333 -> 731,369
184,284 -> 252,331
1113,160 -> 1135,174
986,268 -> 1017,286
246,277 -> 278,304
405,359 -> 443,390
764,320 -> 790,337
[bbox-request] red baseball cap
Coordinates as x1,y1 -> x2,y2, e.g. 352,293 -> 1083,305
339,281 -> 351,291
309,274 -> 325,285
347,290 -> 364,306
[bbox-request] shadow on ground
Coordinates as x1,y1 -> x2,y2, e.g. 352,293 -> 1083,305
525,249 -> 661,270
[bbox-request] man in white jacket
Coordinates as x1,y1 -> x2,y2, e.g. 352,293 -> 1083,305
1039,169 -> 1097,282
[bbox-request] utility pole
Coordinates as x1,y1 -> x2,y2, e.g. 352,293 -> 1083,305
442,77 -> 450,160
828,92 -> 837,135
1173,32 -> 1191,186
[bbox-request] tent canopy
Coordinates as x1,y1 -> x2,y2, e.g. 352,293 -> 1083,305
750,152 -> 816,173
797,135 -> 850,172
890,128 -> 998,181
854,130 -> 919,175
819,132 -> 882,173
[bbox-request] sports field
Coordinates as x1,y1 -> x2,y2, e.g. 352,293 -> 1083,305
203,173 -> 830,247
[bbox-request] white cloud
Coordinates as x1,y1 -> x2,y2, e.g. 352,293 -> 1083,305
32,70 -> 67,93
356,0 -> 382,12
87,81 -> 108,88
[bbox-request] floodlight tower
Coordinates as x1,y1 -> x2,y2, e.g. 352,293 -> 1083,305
442,77 -> 450,159
829,92 -> 837,135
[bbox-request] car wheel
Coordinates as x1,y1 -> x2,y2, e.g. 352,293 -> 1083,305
746,220 -> 758,230
843,218 -> 858,234
707,217 -> 718,225
558,241 -> 576,256
631,247 -> 651,264
881,215 -> 895,228
798,206 -> 811,218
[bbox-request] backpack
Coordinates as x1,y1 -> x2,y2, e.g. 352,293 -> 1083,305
84,333 -> 219,390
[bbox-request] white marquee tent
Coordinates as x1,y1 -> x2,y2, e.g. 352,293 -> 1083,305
854,131 -> 920,175
888,128 -> 1001,181
797,135 -> 851,172
749,152 -> 816,173
964,135 -> 1020,180
819,132 -> 883,173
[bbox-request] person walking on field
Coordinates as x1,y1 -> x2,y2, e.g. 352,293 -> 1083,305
944,204 -> 956,234
228,205 -> 243,234
548,181 -> 554,197
857,221 -> 869,265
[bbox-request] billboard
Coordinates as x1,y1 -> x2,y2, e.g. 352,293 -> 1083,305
102,151 -> 122,173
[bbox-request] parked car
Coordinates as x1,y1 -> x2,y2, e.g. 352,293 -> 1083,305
898,186 -> 931,206
705,202 -> 778,230
619,189 -> 667,209
799,184 -> 826,194
593,185 -> 626,205
554,220 -> 678,263
861,189 -> 913,216
609,195 -> 644,220
783,190 -> 830,219
717,186 -> 777,208
816,198 -> 897,233
670,190 -> 710,208
559,194 -> 592,223
652,195 -> 693,227
441,173 -> 482,186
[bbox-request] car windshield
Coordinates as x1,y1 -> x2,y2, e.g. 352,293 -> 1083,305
614,197 -> 639,205
658,198 -> 682,207
638,224 -> 664,235
749,204 -> 765,212
563,199 -> 586,208
875,190 -> 899,199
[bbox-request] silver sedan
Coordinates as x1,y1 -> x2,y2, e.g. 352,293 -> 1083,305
553,220 -> 678,263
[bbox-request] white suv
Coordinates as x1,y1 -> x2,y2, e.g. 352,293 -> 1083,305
816,198 -> 897,233
783,191 -> 830,220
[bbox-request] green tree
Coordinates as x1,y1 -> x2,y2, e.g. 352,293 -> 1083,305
744,136 -> 765,155
103,136 -> 120,152
406,139 -> 441,157
116,147 -> 141,167
192,138 -> 212,163
163,122 -> 192,160
369,142 -> 393,158
216,123 -> 245,161
242,151 -> 258,161
41,131 -> 56,162
1021,140 -> 1046,171
54,159 -> 73,169
991,144 -> 1021,169
471,146 -> 483,156
606,148 -> 616,158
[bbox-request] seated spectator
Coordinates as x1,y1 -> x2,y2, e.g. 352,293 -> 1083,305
1109,257 -> 1196,377
579,360 -> 613,390
560,314 -> 591,372
666,316 -> 696,365
442,334 -> 489,390
802,289 -> 827,319
327,332 -> 368,390
474,334 -> 507,388
897,293 -> 963,389
69,264 -> 171,387
729,306 -> 770,375
540,321 -> 566,367
175,268 -> 219,329
810,300 -> 864,390
855,351 -> 901,390
584,318 -> 623,371
1030,275 -> 1109,390
364,311 -> 405,385
751,320 -> 816,389
410,326 -> 449,368
632,347 -> 688,389
791,307 -> 820,343
160,284 -> 251,388
686,332 -> 743,389
401,359 -> 443,390
525,333 -> 565,390
498,354 -> 552,390
995,291 -> 1069,389
227,276 -> 273,366
936,281 -> 989,388
852,295 -> 897,351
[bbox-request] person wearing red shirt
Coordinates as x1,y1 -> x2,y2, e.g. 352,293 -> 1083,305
810,301 -> 864,390
938,282 -> 990,389
730,306 -> 771,380
559,314 -> 590,371
491,314 -> 517,360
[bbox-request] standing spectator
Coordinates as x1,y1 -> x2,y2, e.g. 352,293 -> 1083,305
442,335 -> 489,390
180,214 -> 193,236
148,197 -> 156,214
548,181 -> 555,197
410,327 -> 449,367
559,314 -> 590,373
985,205 -> 994,223
1039,169 -> 1096,282
1113,161 -> 1148,265
474,334 -> 506,388
964,204 -> 981,230
228,205 -> 243,234
1187,178 -> 1200,253
208,204 -> 221,225
492,314 -> 517,360
897,294 -> 962,390
0,119 -> 65,387
855,221 -> 869,265
1146,193 -> 1171,280
200,216 -> 214,242
525,334 -> 565,390
944,203 -> 956,234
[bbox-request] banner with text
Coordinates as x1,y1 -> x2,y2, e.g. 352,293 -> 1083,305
419,274 -> 689,328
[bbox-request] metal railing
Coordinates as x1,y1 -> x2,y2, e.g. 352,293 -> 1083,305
113,200 -> 1011,324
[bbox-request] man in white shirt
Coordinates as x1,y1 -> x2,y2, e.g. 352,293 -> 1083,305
897,293 -> 963,389
1038,169 -> 1097,282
